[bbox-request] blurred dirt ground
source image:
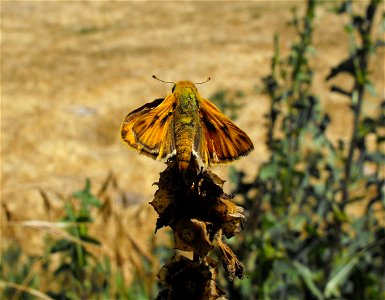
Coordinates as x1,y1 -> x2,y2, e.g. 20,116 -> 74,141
1,0 -> 384,266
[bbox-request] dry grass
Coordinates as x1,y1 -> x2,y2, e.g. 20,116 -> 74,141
1,0 -> 384,285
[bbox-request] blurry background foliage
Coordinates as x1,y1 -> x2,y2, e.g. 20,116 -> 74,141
1,0 -> 384,299
226,0 -> 385,299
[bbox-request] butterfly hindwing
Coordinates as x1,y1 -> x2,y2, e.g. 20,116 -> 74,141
121,95 -> 176,160
198,98 -> 254,164
122,80 -> 254,169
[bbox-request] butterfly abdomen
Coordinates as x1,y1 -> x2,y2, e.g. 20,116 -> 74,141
173,89 -> 200,171
175,121 -> 194,171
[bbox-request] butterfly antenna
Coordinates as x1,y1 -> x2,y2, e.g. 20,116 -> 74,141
194,77 -> 211,85
152,75 -> 174,84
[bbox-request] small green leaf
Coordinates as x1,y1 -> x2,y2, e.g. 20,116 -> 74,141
263,243 -> 276,259
259,163 -> 278,180
73,179 -> 101,210
324,256 -> 360,298
365,152 -> 385,163
332,202 -> 349,222
50,240 -> 73,253
365,82 -> 377,96
293,261 -> 324,300
290,214 -> 307,231
80,235 -> 101,246
75,216 -> 93,223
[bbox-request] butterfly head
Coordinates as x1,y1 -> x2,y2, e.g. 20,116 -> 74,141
172,80 -> 198,93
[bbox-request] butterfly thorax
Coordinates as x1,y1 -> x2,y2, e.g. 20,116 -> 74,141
173,82 -> 202,171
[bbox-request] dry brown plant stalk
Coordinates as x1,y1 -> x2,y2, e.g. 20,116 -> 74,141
151,157 -> 245,300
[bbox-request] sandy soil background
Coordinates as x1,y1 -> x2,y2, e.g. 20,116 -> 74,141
1,0 -> 384,262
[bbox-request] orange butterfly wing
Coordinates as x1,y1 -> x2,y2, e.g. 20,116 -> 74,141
121,95 -> 176,160
197,98 -> 254,165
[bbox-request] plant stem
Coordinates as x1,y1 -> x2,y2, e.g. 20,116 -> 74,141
341,0 -> 379,207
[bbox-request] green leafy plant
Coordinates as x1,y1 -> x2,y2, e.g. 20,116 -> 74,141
1,179 -> 152,300
227,0 -> 384,299
0,245 -> 42,300
47,179 -> 103,299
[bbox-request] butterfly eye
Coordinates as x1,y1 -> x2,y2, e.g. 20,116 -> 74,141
172,84 -> 176,92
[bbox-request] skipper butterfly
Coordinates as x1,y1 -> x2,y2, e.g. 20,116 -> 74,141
121,78 -> 254,171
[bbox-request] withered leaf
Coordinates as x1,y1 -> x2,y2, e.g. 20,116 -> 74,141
217,239 -> 244,280
174,218 -> 213,258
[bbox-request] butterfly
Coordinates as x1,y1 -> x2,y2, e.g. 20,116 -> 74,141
121,78 -> 254,171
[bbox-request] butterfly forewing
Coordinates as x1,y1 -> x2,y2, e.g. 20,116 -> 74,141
121,95 -> 176,160
121,98 -> 163,149
198,98 -> 254,164
121,80 -> 254,170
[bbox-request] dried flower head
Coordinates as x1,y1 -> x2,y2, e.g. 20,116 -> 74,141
156,255 -> 226,300
151,157 -> 246,287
